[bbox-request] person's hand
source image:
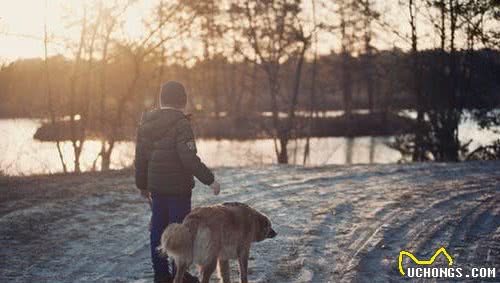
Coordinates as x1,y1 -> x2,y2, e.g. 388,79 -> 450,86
210,181 -> 221,196
140,190 -> 151,200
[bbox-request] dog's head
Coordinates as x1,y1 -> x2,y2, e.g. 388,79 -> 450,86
254,213 -> 277,242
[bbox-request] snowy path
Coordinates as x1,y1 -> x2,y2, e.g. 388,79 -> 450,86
0,162 -> 499,282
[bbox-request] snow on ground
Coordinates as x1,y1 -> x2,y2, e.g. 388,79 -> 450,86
0,162 -> 499,283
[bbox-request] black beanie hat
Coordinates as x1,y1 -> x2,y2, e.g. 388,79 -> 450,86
160,81 -> 187,108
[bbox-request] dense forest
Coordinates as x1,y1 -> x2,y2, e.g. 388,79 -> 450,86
1,49 -> 499,118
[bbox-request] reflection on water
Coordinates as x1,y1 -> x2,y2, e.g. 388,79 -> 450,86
0,119 -> 135,176
0,117 -> 497,176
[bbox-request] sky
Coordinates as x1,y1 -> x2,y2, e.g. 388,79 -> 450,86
0,0 -> 452,63
0,0 -> 53,61
0,0 -> 156,62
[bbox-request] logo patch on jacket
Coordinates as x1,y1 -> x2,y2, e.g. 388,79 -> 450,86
186,140 -> 196,151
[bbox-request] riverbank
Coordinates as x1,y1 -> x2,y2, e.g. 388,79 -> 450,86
1,161 -> 499,282
33,112 -> 414,141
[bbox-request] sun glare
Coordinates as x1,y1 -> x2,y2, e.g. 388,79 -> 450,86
0,0 -> 157,61
0,0 -> 444,63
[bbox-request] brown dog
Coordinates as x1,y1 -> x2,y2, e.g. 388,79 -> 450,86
159,202 -> 277,283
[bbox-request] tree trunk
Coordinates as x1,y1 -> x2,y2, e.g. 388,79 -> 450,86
409,0 -> 425,161
340,1 -> 353,120
101,148 -> 112,171
278,137 -> 289,164
363,0 -> 375,113
342,52 -> 352,120
304,0 -> 319,165
43,3 -> 67,173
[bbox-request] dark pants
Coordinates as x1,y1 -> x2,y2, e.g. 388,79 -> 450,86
150,193 -> 191,279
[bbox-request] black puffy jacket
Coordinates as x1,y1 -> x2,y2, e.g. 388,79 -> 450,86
134,108 -> 214,196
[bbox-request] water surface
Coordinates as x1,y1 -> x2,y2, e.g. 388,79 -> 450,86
0,116 -> 497,176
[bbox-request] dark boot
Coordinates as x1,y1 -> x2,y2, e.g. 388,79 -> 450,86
154,274 -> 173,283
183,272 -> 200,283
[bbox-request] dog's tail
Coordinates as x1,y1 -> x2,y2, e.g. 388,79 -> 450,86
158,223 -> 193,262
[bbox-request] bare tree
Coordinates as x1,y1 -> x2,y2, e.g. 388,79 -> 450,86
303,0 -> 319,165
337,0 -> 357,120
62,1 -> 105,172
43,0 -> 67,173
95,1 -> 131,171
67,4 -> 89,173
426,0 -> 461,161
360,0 -> 379,113
183,0 -> 232,129
408,0 -> 426,161
231,0 -> 311,164
98,0 -> 194,168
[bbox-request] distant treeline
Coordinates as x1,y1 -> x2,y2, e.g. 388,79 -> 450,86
1,49 -> 499,119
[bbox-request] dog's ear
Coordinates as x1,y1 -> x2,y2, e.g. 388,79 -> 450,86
254,215 -> 270,242
268,228 -> 277,238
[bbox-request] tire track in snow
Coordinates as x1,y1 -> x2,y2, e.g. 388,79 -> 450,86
350,182 -> 499,283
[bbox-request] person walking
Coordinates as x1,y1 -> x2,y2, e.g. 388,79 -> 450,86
135,81 -> 221,283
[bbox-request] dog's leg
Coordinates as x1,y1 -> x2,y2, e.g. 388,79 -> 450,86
218,259 -> 231,283
200,259 -> 217,283
237,250 -> 249,283
174,260 -> 188,283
